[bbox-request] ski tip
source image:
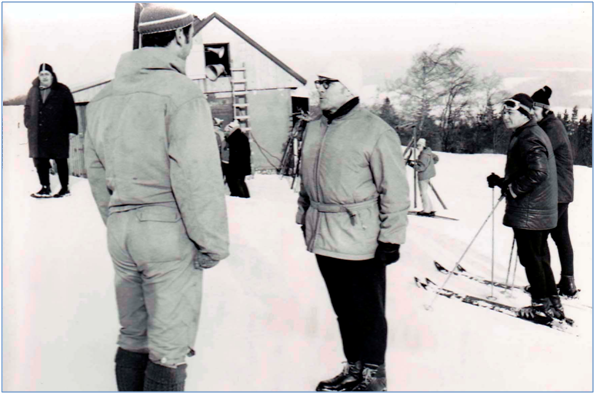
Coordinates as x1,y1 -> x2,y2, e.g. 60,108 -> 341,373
456,263 -> 466,272
425,277 -> 436,286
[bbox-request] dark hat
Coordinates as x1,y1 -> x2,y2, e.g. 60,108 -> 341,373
531,86 -> 552,109
504,93 -> 533,118
38,63 -> 58,85
38,63 -> 54,74
138,4 -> 195,35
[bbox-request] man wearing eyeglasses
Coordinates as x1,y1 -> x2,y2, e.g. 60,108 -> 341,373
486,93 -> 562,322
296,60 -> 409,392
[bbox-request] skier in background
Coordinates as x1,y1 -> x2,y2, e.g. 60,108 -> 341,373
486,93 -> 563,322
407,138 -> 439,217
297,59 -> 409,392
531,86 -> 576,297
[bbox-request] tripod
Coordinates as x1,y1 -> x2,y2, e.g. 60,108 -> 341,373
279,110 -> 309,190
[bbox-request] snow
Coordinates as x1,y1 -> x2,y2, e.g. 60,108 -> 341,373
2,105 -> 593,391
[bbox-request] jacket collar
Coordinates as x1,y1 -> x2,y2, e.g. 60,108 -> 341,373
514,118 -> 537,135
115,47 -> 187,78
323,97 -> 360,124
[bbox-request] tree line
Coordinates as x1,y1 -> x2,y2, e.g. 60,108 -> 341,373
368,44 -> 593,167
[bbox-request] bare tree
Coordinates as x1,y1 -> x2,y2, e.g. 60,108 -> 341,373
437,51 -> 476,151
392,45 -> 465,140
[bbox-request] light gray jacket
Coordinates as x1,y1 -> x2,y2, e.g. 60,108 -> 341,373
85,47 -> 229,261
296,105 -> 410,261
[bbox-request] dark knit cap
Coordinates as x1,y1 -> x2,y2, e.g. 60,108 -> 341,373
531,86 -> 552,109
38,63 -> 58,85
138,4 -> 195,35
504,93 -> 533,118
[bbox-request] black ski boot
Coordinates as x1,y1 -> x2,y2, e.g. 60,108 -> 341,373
557,275 -> 578,297
518,297 -> 554,320
316,361 -> 362,392
353,363 -> 387,391
31,185 -> 52,198
53,187 -> 71,198
115,347 -> 149,391
549,295 -> 566,320
143,360 -> 187,391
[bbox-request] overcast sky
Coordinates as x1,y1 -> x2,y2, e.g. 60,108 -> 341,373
2,2 -> 593,113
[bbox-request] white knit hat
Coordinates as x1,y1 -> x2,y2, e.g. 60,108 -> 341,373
318,59 -> 364,96
138,4 -> 195,35
417,138 -> 426,148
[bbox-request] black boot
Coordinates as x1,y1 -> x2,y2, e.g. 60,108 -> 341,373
557,275 -> 578,297
316,361 -> 362,392
53,187 -> 71,198
144,360 -> 187,391
518,298 -> 553,320
31,185 -> 52,198
549,295 -> 566,320
115,347 -> 149,391
353,363 -> 387,391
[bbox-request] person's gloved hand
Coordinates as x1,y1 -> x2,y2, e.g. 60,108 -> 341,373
194,253 -> 219,270
501,183 -> 516,199
375,242 -> 401,265
487,173 -> 503,189
407,160 -> 417,168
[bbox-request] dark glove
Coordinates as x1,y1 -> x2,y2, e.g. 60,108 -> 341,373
407,160 -> 417,168
194,253 -> 219,270
487,173 -> 503,189
375,242 -> 401,265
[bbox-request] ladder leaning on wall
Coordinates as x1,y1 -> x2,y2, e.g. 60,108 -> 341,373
230,64 -> 254,176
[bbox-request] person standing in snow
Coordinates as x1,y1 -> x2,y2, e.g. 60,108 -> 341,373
531,86 -> 576,296
486,94 -> 563,321
223,120 -> 251,198
296,60 -> 410,392
407,138 -> 439,217
24,63 -> 78,198
84,4 -> 229,391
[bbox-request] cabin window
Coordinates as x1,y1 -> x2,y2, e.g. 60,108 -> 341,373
204,43 -> 230,80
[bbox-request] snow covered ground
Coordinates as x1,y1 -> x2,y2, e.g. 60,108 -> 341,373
2,105 -> 593,391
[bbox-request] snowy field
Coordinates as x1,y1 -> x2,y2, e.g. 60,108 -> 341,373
2,105 -> 593,391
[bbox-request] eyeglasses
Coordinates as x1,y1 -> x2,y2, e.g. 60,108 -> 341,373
314,79 -> 339,90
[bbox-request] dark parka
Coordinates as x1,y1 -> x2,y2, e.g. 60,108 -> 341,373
503,118 -> 558,231
226,129 -> 251,176
538,112 -> 574,203
24,78 -> 78,159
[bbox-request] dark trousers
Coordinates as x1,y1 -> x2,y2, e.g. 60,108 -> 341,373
33,158 -> 69,189
514,228 -> 557,300
549,203 -> 574,276
316,255 -> 387,366
227,175 -> 250,198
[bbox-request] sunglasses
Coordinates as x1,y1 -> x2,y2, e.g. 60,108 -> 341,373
314,79 -> 339,90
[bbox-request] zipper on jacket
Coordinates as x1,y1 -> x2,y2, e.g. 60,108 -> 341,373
309,120 -> 330,251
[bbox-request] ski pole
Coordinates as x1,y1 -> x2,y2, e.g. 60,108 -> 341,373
488,188 -> 496,300
424,195 -> 505,311
511,253 -> 519,290
502,237 -> 516,294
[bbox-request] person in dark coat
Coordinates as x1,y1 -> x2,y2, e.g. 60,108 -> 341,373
223,120 -> 251,198
24,63 -> 78,198
531,86 -> 576,296
487,93 -> 563,321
